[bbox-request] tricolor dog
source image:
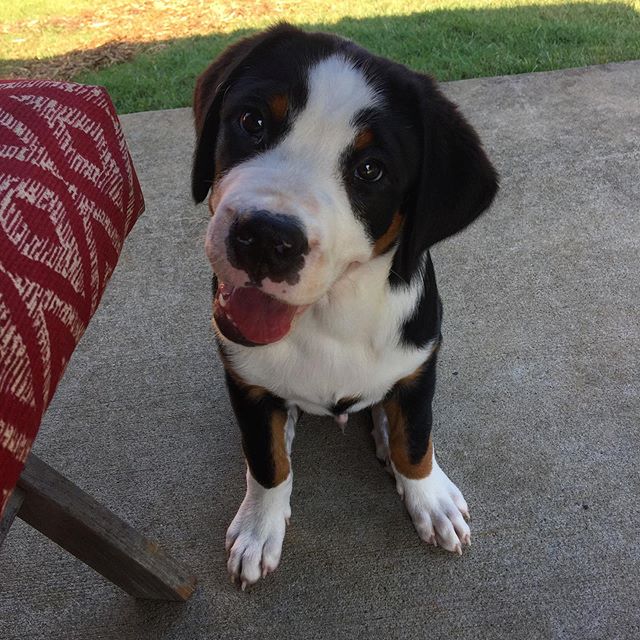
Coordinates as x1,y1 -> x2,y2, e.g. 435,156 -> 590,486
192,24 -> 498,589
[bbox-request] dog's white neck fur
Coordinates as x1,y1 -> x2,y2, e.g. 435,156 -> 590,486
224,250 -> 436,415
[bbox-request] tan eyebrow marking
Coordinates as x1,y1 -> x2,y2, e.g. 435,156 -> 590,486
354,128 -> 374,150
268,93 -> 289,122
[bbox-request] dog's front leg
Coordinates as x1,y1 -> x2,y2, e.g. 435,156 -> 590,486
373,356 -> 471,554
224,371 -> 297,589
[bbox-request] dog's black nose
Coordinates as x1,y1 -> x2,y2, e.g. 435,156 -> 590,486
227,210 -> 309,285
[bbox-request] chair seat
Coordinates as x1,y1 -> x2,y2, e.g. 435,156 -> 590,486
0,79 -> 145,517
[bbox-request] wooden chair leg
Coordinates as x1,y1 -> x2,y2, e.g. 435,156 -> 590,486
0,487 -> 25,548
15,454 -> 197,601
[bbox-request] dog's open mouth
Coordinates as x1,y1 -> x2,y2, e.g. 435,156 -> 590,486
214,282 -> 305,346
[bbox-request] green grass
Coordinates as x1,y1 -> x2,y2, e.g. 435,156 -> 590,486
1,0 -> 109,68
0,0 -> 93,23
3,0 -> 640,113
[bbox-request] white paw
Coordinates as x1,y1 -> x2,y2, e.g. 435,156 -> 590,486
393,456 -> 471,555
226,470 -> 292,589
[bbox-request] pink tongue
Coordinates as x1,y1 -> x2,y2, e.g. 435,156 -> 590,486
214,283 -> 299,345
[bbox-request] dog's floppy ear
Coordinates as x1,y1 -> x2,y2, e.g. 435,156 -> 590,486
192,24 -> 300,203
393,74 -> 498,281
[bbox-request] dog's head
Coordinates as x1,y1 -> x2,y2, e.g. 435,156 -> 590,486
193,24 -> 498,346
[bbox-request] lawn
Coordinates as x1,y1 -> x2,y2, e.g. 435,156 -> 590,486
2,0 -> 640,113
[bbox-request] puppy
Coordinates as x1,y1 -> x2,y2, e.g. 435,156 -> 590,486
192,23 -> 498,589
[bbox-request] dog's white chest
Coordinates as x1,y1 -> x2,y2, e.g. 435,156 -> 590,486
223,256 -> 435,415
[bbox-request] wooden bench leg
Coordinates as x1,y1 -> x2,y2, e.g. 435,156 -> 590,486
15,454 -> 197,601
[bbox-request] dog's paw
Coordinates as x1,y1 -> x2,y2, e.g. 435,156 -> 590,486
225,473 -> 292,589
394,458 -> 471,555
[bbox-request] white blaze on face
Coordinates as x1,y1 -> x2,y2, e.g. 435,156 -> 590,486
208,55 -> 382,305
279,55 -> 380,174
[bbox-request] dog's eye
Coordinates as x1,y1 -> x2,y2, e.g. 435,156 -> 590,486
355,159 -> 384,182
239,110 -> 265,137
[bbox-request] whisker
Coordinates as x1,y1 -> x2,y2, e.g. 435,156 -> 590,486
388,268 -> 409,287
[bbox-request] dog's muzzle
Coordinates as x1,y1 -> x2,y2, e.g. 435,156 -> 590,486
213,209 -> 311,347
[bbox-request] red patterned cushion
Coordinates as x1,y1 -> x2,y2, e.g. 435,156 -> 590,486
0,80 -> 145,517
